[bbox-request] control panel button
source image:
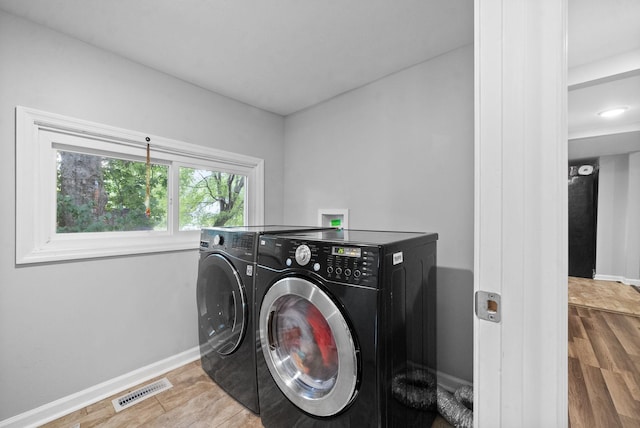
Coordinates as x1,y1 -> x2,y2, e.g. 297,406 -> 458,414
344,268 -> 352,276
354,270 -> 361,278
335,267 -> 343,275
313,263 -> 321,272
327,266 -> 334,274
286,258 -> 292,267
295,244 -> 312,266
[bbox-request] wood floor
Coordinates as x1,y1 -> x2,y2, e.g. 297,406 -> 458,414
568,276 -> 640,317
568,278 -> 640,427
39,361 -> 263,428
39,359 -> 455,427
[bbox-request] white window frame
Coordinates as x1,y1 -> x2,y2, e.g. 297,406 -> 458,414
15,106 -> 264,264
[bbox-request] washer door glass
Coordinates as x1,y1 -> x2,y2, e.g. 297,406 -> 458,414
198,253 -> 247,355
260,277 -> 358,417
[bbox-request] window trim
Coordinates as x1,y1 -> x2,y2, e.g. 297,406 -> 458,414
16,106 -> 264,264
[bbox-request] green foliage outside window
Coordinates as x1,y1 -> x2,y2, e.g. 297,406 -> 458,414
56,152 -> 167,233
179,167 -> 245,230
56,152 -> 245,233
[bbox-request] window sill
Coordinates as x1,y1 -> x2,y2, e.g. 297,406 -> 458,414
16,231 -> 200,265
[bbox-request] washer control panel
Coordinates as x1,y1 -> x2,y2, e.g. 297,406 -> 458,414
199,229 -> 255,258
294,244 -> 312,266
258,237 -> 379,287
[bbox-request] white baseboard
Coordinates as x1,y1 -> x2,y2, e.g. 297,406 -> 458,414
594,274 -> 640,287
437,370 -> 473,393
0,346 -> 200,428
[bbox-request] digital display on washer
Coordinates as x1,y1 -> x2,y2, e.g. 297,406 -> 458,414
332,246 -> 362,258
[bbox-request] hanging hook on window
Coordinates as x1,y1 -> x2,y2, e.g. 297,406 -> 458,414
145,139 -> 151,218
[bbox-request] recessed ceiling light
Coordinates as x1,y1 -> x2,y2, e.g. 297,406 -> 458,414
597,107 -> 628,118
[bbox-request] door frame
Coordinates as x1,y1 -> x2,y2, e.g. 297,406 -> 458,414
474,0 -> 568,426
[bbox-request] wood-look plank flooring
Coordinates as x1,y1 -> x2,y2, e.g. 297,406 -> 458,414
39,360 -> 454,427
568,276 -> 640,317
39,361 -> 263,428
568,279 -> 640,428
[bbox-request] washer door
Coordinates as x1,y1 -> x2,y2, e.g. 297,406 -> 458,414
259,277 -> 358,417
197,253 -> 247,355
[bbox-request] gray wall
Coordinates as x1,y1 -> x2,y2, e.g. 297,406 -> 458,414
596,152 -> 640,281
283,45 -> 475,382
0,11 -> 284,420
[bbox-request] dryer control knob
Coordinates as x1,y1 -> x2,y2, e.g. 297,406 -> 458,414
213,235 -> 224,246
295,244 -> 312,266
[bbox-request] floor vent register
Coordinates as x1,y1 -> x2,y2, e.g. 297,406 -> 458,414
112,378 -> 173,412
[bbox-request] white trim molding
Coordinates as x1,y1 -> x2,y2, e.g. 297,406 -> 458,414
594,274 -> 640,287
568,49 -> 640,88
15,106 -> 265,264
0,347 -> 200,428
474,0 -> 568,426
436,370 -> 473,394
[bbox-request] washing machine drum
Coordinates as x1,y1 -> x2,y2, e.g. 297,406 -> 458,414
259,277 -> 359,417
198,254 -> 247,356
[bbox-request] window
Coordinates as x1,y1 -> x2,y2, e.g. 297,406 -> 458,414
178,167 -> 245,231
57,150 -> 170,233
16,106 -> 264,264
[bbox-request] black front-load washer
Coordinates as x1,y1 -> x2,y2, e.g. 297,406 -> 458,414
255,229 -> 438,427
196,225 -> 333,414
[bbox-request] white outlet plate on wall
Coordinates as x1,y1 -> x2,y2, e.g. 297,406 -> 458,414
318,209 -> 349,229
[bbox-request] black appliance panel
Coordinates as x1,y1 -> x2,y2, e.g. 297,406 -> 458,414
269,229 -> 436,245
255,230 -> 438,427
255,265 -> 380,427
197,251 -> 258,413
258,236 -> 381,288
198,253 -> 247,355
200,225 -> 338,256
197,225 -> 337,415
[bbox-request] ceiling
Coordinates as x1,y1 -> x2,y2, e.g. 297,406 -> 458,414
0,0 -> 473,116
0,0 -> 638,151
567,0 -> 640,158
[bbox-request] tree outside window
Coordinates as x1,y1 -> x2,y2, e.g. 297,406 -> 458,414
56,154 -> 244,233
179,167 -> 245,230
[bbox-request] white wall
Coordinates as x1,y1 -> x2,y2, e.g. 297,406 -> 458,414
568,131 -> 640,160
283,45 -> 474,382
596,152 -> 640,284
596,155 -> 629,276
0,11 -> 284,421
625,152 -> 640,281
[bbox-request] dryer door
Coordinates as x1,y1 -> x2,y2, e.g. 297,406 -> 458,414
197,253 -> 247,355
259,277 -> 358,417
